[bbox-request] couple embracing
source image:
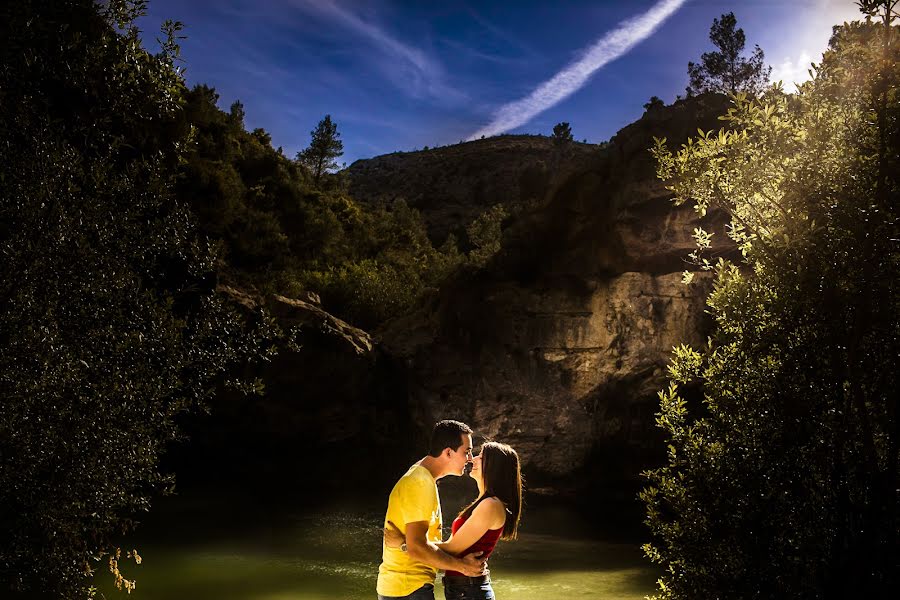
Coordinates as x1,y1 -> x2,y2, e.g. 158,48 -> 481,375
376,420 -> 523,600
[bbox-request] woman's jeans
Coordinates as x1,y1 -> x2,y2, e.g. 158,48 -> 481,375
442,576 -> 495,600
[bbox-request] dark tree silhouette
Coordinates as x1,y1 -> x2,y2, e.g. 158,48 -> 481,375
687,12 -> 771,96
551,121 -> 574,145
644,96 -> 665,112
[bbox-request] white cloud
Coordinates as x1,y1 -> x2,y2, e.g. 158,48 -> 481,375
770,51 -> 814,93
290,0 -> 463,102
468,0 -> 686,140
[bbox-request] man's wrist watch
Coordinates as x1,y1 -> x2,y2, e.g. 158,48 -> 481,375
400,542 -> 408,552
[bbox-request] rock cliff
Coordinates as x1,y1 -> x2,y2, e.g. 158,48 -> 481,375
359,95 -> 736,490
187,96 -> 739,495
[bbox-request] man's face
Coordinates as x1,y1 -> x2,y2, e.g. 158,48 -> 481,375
451,434 -> 474,475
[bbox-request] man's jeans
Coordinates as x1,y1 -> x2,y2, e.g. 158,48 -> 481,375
378,583 -> 435,600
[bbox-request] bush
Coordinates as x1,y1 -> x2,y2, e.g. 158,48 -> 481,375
642,7 -> 900,598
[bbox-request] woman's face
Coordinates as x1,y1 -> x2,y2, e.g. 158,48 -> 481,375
470,453 -> 484,487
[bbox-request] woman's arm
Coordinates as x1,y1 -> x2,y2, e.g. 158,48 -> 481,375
437,498 -> 506,556
381,521 -> 486,576
383,521 -> 406,547
405,521 -> 486,577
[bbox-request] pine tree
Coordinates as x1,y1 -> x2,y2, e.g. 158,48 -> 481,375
687,12 -> 771,96
297,114 -> 344,184
551,121 -> 573,145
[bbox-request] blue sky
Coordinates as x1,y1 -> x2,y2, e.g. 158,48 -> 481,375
139,0 -> 862,165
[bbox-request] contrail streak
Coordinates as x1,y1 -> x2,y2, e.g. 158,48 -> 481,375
469,0 -> 687,140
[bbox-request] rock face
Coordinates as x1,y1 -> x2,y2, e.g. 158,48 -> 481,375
366,95 -> 735,489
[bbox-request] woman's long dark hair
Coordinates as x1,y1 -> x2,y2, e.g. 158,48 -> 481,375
458,441 -> 523,540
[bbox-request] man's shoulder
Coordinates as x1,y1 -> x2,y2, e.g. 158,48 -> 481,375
396,463 -> 433,488
388,464 -> 435,501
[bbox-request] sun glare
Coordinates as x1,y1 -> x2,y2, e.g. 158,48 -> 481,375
768,1 -> 865,92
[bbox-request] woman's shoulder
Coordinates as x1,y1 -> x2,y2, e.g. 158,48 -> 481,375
475,496 -> 507,527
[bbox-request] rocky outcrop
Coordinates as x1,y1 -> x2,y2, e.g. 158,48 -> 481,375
371,95 -> 735,489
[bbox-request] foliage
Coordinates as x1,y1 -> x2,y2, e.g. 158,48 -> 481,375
178,89 -> 507,330
551,121 -> 574,145
687,12 -> 771,96
643,4 -> 899,598
296,114 -> 344,184
0,1 -> 273,597
644,96 -> 665,112
176,84 -> 307,270
294,199 -> 464,329
466,204 -> 509,267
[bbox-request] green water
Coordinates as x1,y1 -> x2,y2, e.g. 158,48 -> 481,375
96,497 -> 658,600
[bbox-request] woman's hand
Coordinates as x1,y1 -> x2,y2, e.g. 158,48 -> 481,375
383,521 -> 405,548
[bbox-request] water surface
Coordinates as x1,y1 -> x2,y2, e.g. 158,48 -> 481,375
97,494 -> 658,599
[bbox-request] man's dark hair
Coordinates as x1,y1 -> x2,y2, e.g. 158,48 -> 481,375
428,420 -> 472,457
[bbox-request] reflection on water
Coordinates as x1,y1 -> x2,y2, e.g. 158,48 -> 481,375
97,497 -> 658,600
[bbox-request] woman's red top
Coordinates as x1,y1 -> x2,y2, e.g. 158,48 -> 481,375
443,508 -> 503,578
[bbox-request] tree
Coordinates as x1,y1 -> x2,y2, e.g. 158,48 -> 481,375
687,12 -> 771,96
551,121 -> 574,145
0,1 -> 269,597
466,204 -> 508,267
642,3 -> 899,598
643,96 -> 665,112
297,114 -> 344,184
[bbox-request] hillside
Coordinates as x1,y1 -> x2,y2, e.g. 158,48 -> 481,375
347,135 -> 598,244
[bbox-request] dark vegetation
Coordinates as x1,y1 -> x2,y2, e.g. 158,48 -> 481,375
687,11 -> 771,96
177,87 -> 506,330
551,121 -> 574,144
0,1 -> 275,597
296,114 -> 344,184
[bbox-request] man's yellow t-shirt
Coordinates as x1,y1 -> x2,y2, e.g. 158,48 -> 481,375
376,464 -> 442,597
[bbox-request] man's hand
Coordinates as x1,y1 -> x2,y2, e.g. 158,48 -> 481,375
457,551 -> 487,577
383,521 -> 404,548
403,521 -> 487,574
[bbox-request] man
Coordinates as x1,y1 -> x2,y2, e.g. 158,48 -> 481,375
376,420 -> 487,600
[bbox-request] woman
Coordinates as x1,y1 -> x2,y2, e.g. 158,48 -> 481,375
386,441 -> 523,600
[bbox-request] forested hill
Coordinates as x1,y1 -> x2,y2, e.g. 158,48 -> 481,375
176,85 -> 470,330
179,86 -> 620,333
347,135 -> 597,244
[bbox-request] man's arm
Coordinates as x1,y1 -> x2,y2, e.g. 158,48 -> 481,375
405,521 -> 486,577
